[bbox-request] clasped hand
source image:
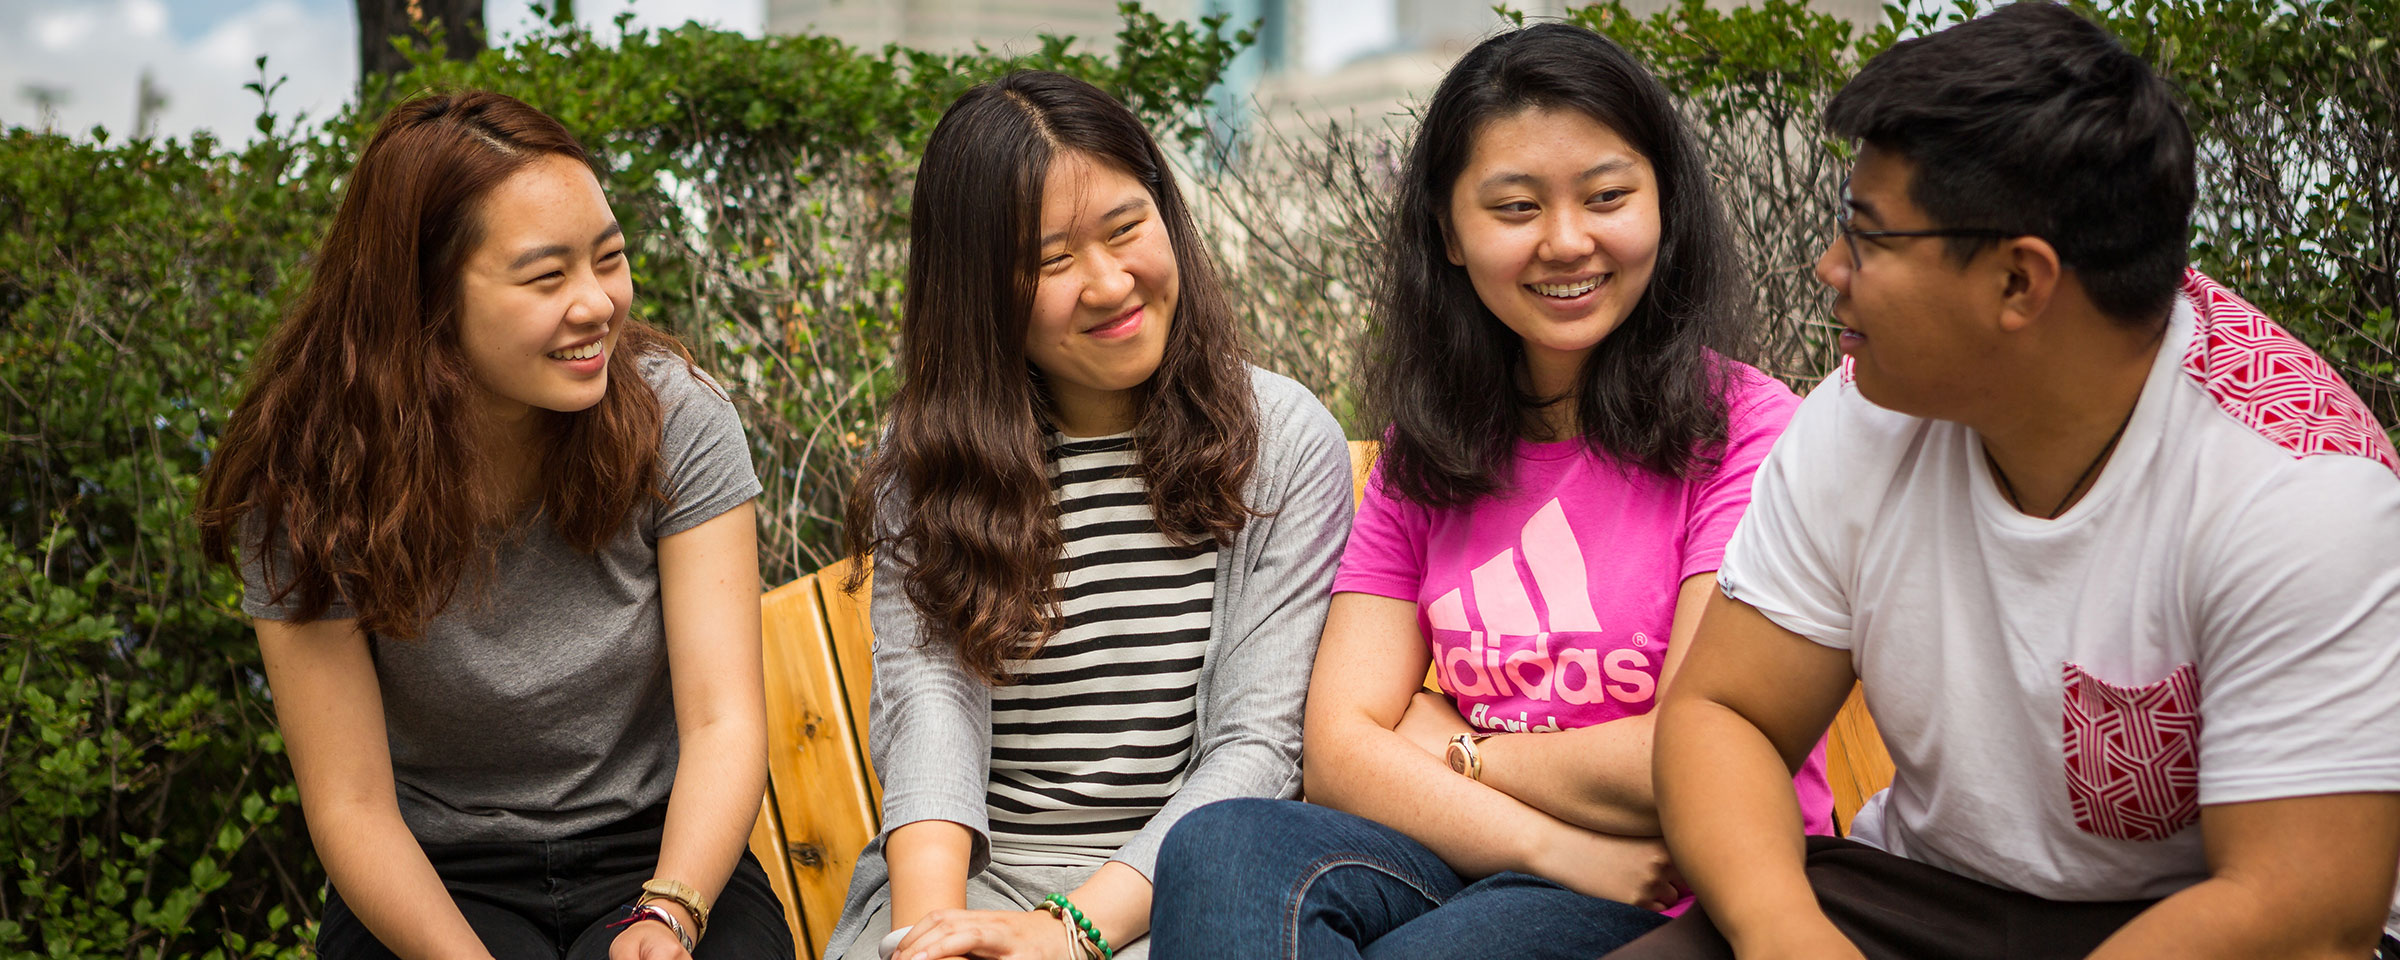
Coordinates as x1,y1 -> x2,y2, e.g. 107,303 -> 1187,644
889,907 -> 1082,960
608,912 -> 694,960
1398,689 -> 1686,912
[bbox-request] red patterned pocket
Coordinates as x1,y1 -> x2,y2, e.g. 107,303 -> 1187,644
2062,661 -> 2202,842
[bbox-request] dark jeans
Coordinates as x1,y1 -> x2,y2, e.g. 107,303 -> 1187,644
1607,836 -> 2155,960
317,806 -> 793,960
1151,798 -> 1668,960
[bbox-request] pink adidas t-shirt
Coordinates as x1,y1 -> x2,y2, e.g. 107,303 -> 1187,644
1336,362 -> 1837,845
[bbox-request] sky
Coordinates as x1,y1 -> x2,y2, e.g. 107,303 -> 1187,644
0,0 -> 1386,145
0,0 -> 763,144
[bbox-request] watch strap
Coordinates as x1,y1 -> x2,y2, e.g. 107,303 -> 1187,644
639,877 -> 712,941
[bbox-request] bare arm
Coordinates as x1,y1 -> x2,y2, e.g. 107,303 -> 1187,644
1652,587 -> 1861,959
2088,793 -> 2400,960
1061,861 -> 1150,946
624,501 -> 767,952
885,830 -> 1136,960
1465,573 -> 1715,836
1303,591 -> 1678,908
254,617 -> 494,960
887,818 -> 974,929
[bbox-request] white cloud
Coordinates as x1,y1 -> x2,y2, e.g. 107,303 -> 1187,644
0,0 -> 767,145
1305,0 -> 1394,74
1,0 -> 355,144
125,0 -> 166,38
31,6 -> 100,50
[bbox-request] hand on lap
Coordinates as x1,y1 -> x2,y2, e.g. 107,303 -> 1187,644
610,911 -> 695,960
1532,827 -> 1682,912
893,908 -> 1078,960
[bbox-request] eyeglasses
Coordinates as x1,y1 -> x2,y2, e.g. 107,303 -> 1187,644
1834,174 -> 2020,270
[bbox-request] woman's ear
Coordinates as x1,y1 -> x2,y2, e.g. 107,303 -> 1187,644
1442,215 -> 1465,267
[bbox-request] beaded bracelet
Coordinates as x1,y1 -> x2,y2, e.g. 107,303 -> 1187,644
1041,894 -> 1112,960
608,902 -> 696,953
1043,904 -> 1093,960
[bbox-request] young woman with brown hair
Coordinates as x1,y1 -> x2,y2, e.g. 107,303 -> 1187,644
824,71 -> 1354,960
195,91 -> 792,959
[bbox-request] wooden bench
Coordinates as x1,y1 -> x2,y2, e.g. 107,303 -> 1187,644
744,441 -> 1895,959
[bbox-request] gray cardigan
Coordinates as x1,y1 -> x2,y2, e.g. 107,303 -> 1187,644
826,367 -> 1353,952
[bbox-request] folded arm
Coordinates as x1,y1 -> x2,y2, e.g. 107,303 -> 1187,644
1461,573 -> 1717,836
1304,591 -> 1679,909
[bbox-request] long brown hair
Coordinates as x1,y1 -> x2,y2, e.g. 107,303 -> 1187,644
197,90 -> 684,639
844,71 -> 1259,684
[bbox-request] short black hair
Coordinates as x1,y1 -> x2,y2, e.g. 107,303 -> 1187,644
1827,1 -> 2195,324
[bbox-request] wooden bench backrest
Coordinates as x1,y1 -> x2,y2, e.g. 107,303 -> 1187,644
749,440 -> 1895,958
746,573 -> 881,957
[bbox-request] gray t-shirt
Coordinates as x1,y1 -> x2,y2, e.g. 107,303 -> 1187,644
241,351 -> 762,843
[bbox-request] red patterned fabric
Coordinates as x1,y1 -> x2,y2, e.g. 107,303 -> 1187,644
2063,661 -> 2201,842
2179,270 -> 2400,477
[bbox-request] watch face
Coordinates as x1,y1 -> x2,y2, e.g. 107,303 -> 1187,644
1445,740 -> 1467,774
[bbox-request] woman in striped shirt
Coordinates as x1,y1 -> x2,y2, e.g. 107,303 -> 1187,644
822,71 -> 1355,960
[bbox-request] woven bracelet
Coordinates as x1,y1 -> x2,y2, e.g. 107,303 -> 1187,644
1041,893 -> 1112,960
607,903 -> 695,953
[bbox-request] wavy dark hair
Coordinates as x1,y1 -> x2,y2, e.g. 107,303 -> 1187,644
1368,22 -> 1755,507
844,71 -> 1258,684
197,90 -> 686,638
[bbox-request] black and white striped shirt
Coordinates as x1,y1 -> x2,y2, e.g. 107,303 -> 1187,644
985,433 -> 1217,867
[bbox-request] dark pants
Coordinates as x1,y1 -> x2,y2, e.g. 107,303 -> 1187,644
1151,798 -> 1668,960
317,807 -> 793,960
1607,836 -> 2155,960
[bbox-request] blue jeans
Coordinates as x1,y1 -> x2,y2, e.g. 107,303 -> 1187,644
1152,798 -> 1667,960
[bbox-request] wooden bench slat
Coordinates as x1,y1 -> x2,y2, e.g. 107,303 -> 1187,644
1348,439 -> 1378,509
760,575 -> 879,960
745,785 -> 807,948
1825,682 -> 1896,836
817,556 -> 884,815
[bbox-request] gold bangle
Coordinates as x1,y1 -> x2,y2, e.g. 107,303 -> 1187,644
639,878 -> 712,941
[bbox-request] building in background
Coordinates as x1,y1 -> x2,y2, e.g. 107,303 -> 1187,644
765,0 -> 1882,137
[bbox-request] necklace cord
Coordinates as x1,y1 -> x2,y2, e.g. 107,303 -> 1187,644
1984,401 -> 2137,520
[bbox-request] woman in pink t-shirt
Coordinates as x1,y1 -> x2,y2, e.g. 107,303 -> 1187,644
1150,22 -> 1833,960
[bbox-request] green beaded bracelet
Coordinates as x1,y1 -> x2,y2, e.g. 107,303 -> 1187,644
1042,893 -> 1113,960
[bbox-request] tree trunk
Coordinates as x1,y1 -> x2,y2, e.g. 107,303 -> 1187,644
356,0 -> 486,82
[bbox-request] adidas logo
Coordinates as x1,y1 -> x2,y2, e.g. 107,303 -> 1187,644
1427,499 -> 1660,725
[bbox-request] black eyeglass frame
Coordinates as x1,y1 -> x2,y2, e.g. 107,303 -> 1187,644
1835,174 -> 2024,269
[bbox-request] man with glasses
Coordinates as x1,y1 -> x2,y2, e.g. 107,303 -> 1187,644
1613,3 -> 2400,958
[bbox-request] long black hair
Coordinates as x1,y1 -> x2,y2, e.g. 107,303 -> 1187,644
844,71 -> 1258,683
1367,21 -> 1755,507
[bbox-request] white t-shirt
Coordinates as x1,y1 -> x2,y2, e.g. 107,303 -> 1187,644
1720,269 -> 2400,902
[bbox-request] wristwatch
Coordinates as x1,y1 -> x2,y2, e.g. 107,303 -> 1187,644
639,877 -> 712,941
1445,732 -> 1495,781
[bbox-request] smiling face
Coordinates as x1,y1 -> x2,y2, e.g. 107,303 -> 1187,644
1024,149 -> 1179,436
454,152 -> 631,432
1445,106 -> 1661,397
1813,144 -> 2008,420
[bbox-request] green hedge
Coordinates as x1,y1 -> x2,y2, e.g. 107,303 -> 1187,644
1572,0 -> 2399,410
0,9 -> 1239,955
1,1 -> 2392,955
